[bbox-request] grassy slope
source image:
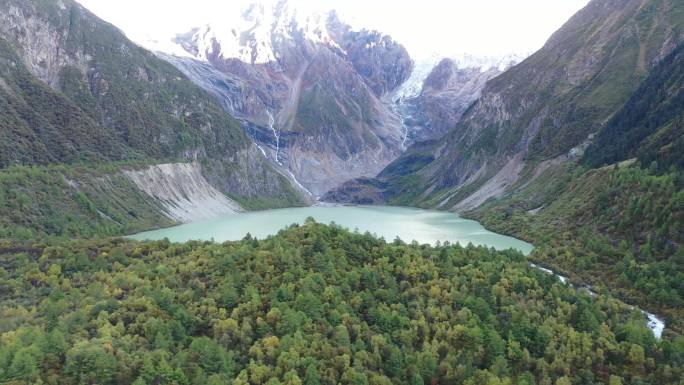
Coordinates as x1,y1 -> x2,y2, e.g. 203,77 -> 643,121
0,164 -> 176,239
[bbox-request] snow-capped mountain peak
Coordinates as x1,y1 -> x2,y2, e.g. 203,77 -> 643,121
172,0 -> 341,65
393,52 -> 529,100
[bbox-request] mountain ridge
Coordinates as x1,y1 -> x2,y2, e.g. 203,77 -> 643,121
326,0 -> 684,209
152,2 -> 413,195
322,0 -> 684,335
0,0 -> 306,236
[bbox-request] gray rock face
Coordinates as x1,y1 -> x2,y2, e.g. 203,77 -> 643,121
124,162 -> 244,223
425,0 -> 684,210
393,56 -> 519,143
0,1 -> 90,88
161,2 -> 413,196
326,12 -> 414,97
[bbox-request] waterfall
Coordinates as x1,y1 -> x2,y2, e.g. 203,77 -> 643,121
267,109 -> 281,165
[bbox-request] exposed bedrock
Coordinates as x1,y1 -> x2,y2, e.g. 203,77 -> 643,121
124,162 -> 243,223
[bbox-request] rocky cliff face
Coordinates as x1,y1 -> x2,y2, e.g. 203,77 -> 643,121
158,2 -> 413,196
432,0 -> 683,210
326,0 -> 684,210
419,60 -> 502,137
326,13 -> 413,97
391,54 -> 524,143
124,162 -> 243,222
0,0 -> 305,209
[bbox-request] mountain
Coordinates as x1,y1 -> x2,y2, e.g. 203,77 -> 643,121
392,53 -> 525,144
0,1 -> 683,383
327,0 -> 684,209
583,41 -> 684,172
0,0 -> 305,237
468,54 -> 684,325
323,0 -> 684,332
155,2 -> 413,195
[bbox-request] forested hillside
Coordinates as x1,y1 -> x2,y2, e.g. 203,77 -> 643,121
324,0 -> 684,338
469,41 -> 684,334
472,163 -> 684,331
0,0 -> 306,232
583,42 -> 684,172
1,222 -> 682,385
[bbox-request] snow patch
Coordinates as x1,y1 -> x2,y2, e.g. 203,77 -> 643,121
393,52 -> 529,101
448,52 -> 529,72
392,54 -> 442,100
124,163 -> 243,223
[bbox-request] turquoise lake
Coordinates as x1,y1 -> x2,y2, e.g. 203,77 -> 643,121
131,205 -> 534,254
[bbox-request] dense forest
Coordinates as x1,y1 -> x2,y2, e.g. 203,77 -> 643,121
0,221 -> 682,385
583,42 -> 684,172
472,162 -> 684,334
0,0 -> 682,384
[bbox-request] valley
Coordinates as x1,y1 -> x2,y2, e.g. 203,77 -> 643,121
0,0 -> 682,383
159,7 -> 412,196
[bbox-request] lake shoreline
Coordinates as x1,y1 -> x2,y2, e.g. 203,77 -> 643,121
130,204 -> 666,339
130,205 -> 534,254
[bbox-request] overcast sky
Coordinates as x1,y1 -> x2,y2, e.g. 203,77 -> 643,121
77,0 -> 589,58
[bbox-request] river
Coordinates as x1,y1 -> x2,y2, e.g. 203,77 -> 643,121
530,263 -> 665,339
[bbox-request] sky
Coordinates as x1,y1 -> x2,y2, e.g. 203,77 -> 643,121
76,0 -> 589,58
